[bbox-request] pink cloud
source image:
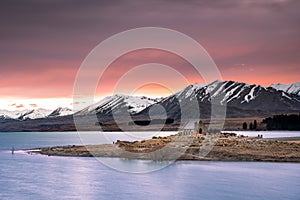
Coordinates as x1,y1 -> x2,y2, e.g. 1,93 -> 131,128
16,104 -> 24,108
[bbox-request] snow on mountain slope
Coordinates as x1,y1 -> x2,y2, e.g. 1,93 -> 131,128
48,107 -> 74,117
161,80 -> 300,113
0,110 -> 14,119
77,94 -> 162,115
175,80 -> 263,104
270,82 -> 300,96
176,83 -> 206,98
0,109 -> 31,120
17,108 -> 53,120
0,107 -> 73,120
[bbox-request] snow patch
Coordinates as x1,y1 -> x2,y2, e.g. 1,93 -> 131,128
184,84 -> 205,98
241,85 -> 258,103
270,82 -> 300,95
82,94 -> 161,115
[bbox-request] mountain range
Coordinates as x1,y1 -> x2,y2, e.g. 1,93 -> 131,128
177,80 -> 300,111
77,94 -> 162,116
0,107 -> 73,120
0,80 -> 300,131
135,80 -> 300,120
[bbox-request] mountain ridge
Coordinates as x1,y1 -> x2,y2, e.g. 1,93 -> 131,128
270,82 -> 300,96
1,80 -> 300,122
0,107 -> 74,120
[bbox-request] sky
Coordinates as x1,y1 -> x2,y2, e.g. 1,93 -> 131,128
0,0 -> 300,110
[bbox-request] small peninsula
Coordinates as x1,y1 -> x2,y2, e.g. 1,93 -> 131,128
26,132 -> 300,162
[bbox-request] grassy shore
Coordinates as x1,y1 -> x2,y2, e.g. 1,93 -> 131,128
26,133 -> 300,162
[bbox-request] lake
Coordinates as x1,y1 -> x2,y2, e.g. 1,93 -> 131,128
1,132 -> 300,199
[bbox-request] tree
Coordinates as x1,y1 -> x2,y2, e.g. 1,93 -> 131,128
249,122 -> 253,130
242,122 -> 247,130
253,120 -> 257,130
262,114 -> 300,130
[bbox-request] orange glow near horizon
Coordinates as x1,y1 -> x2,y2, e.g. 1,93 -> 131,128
131,83 -> 174,98
0,49 -> 299,109
94,49 -> 204,98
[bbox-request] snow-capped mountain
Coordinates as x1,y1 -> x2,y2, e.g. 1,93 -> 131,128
0,107 -> 73,120
177,80 -> 300,110
48,107 -> 74,117
76,94 -> 162,116
139,80 -> 300,119
16,108 -> 52,120
0,109 -> 43,120
1,80 -> 300,123
0,110 -> 19,120
270,82 -> 300,96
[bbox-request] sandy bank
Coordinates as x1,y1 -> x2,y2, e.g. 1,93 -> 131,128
26,134 -> 300,162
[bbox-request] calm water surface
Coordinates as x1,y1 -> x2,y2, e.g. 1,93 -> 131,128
0,132 -> 299,200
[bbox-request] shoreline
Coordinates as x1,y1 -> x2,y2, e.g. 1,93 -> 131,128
26,133 -> 300,162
